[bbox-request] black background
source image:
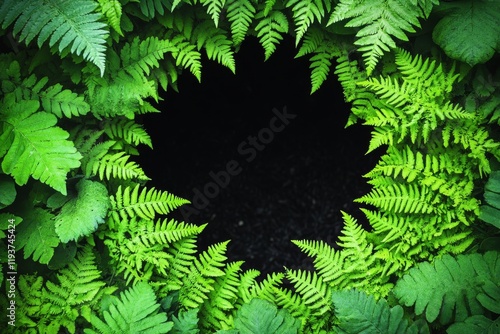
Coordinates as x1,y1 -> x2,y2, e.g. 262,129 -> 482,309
138,36 -> 378,275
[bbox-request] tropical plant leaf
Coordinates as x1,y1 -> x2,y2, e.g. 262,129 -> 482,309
16,208 -> 60,264
332,289 -> 424,334
232,298 -> 300,334
0,99 -> 82,195
432,0 -> 500,67
480,170 -> 500,230
54,179 -> 110,243
393,251 -> 500,325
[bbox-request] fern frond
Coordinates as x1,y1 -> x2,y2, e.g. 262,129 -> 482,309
105,217 -> 203,284
480,170 -> 500,230
103,118 -> 153,150
332,289 -> 424,334
0,98 -> 82,195
286,0 -> 330,46
110,184 -> 190,220
179,241 -> 229,309
285,268 -> 332,316
199,261 -> 244,331
0,0 -> 108,75
16,208 -> 59,264
292,239 -> 345,283
201,0 -> 226,27
193,21 -> 235,73
308,45 -> 335,93
97,0 -> 123,36
243,271 -> 284,303
1,58 -> 90,119
328,0 -> 423,74
81,140 -> 149,181
355,183 -> 437,215
18,246 -> 116,333
168,34 -> 203,81
88,282 -> 172,333
120,36 -> 173,82
161,234 -> 201,292
394,251 -> 500,325
139,0 -> 172,18
226,0 -> 256,45
254,10 -> 289,60
274,287 -> 311,322
235,269 -> 262,304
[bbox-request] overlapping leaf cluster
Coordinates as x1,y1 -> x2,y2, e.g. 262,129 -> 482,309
0,0 -> 499,333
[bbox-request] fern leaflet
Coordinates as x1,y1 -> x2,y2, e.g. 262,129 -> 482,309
0,0 -> 108,75
88,281 -> 173,333
110,184 -> 190,220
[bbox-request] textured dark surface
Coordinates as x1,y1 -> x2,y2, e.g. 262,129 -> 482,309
139,37 -> 380,276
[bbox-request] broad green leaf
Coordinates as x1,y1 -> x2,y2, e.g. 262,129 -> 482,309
433,0 -> 500,66
233,298 -> 300,334
55,179 -> 110,243
17,208 -> 60,264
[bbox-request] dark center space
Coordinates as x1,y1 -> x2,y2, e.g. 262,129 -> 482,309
138,36 -> 378,275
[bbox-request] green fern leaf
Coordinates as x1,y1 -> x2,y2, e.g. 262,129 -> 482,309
309,46 -> 335,93
16,208 -> 59,264
103,118 -> 153,149
332,289 -> 423,334
328,0 -> 422,74
285,268 -> 332,315
254,10 -> 289,60
97,0 -> 123,36
179,241 -> 229,309
393,251 -> 500,325
17,246 -> 116,333
201,0 -> 226,27
54,179 -> 110,243
274,287 -> 311,321
447,315 -> 500,334
433,0 -> 500,67
81,140 -> 149,181
232,298 -> 301,334
242,271 -> 284,304
292,239 -> 346,283
139,0 -> 172,18
295,26 -> 325,58
226,0 -> 256,45
355,183 -> 436,215
40,83 -> 91,118
15,274 -> 44,328
286,0 -> 330,46
120,36 -> 173,82
0,0 -> 108,76
88,282 -> 173,333
169,34 -> 203,82
161,234 -> 200,292
193,21 -> 236,73
105,217 -> 203,284
200,261 -> 244,331
110,184 -> 190,220
0,99 -> 81,195
480,170 -> 500,230
171,308 -> 200,334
